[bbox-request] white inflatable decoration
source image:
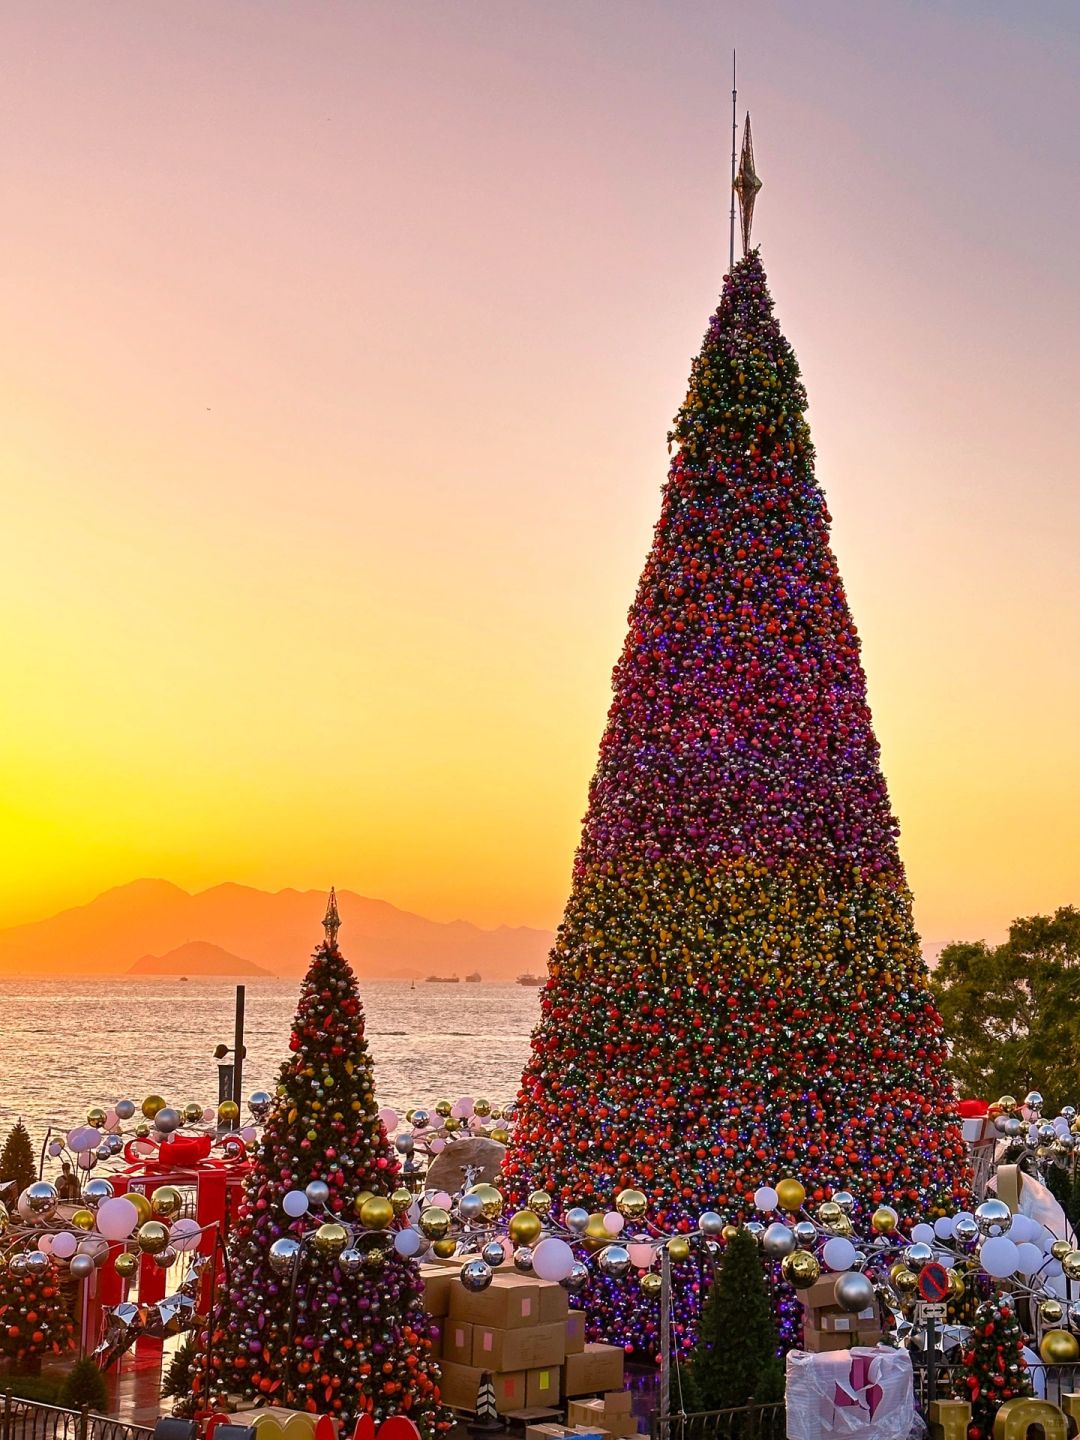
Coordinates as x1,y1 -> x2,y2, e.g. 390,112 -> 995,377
786,1347 -> 914,1440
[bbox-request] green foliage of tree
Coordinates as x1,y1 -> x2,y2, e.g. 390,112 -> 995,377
161,1334 -> 196,1402
0,1120 -> 37,1200
955,1296 -> 1032,1440
931,906 -> 1080,1113
60,1357 -> 109,1413
681,1230 -> 782,1413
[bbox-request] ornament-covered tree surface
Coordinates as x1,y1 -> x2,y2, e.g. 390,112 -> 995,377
504,252 -> 968,1353
956,1296 -> 1032,1440
0,1259 -> 73,1371
201,894 -> 449,1437
1,1119 -> 37,1200
682,1230 -> 782,1412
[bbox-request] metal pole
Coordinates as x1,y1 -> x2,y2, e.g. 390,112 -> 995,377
729,49 -> 737,273
660,1246 -> 672,1436
231,985 -> 246,1117
925,1315 -> 937,1408
38,1127 -> 52,1181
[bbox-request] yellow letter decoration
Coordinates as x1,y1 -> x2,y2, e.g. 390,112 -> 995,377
992,1398 -> 1068,1440
929,1399 -> 973,1440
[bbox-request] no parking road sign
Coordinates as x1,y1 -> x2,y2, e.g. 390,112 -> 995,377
917,1261 -> 951,1304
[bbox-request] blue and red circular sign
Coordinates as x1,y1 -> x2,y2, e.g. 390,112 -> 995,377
917,1261 -> 950,1303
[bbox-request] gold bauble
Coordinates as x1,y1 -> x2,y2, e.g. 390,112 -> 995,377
721,1224 -> 740,1243
141,1095 -> 166,1120
466,1184 -> 504,1222
830,1214 -> 854,1238
218,1100 -> 240,1124
998,1095 -> 1018,1114
582,1212 -> 610,1251
892,1268 -> 918,1296
640,1272 -> 662,1298
359,1197 -> 394,1231
127,1192 -> 153,1226
871,1206 -> 898,1235
473,1099 -> 491,1118
776,1179 -> 806,1214
135,1123 -> 150,1139
115,1252 -> 138,1278
151,1186 -> 183,1220
1062,1250 -> 1080,1282
781,1249 -> 821,1289
1040,1299 -> 1064,1325
137,1220 -> 170,1255
490,1108 -> 505,1121
508,1210 -> 543,1247
1040,1329 -> 1080,1364
353,1191 -> 375,1215
313,1222 -> 349,1257
434,1099 -> 452,1118
615,1188 -> 648,1220
527,1190 -> 553,1218
71,1209 -> 95,1232
1051,1239 -> 1072,1262
948,1268 -> 966,1300
432,1238 -> 457,1259
443,1116 -> 461,1134
419,1206 -> 451,1240
817,1202 -> 842,1228
183,1102 -> 203,1124
490,1128 -> 509,1144
667,1236 -> 691,1263
390,1188 -> 413,1216
87,1106 -> 108,1128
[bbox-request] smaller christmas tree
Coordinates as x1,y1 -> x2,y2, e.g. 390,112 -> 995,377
0,1260 -> 73,1372
0,1120 -> 37,1201
956,1296 -> 1032,1440
681,1230 -> 782,1412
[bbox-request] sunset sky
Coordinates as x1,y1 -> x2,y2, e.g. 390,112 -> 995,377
2,0 -> 1077,949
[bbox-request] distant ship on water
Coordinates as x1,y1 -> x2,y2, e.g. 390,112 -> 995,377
516,973 -> 543,988
465,972 -> 481,983
426,974 -> 460,984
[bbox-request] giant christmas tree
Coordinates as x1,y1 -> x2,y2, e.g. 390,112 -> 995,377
503,251 -> 968,1347
200,895 -> 448,1437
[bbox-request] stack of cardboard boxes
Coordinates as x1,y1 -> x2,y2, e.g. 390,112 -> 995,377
418,1262 -> 634,1429
798,1273 -> 883,1353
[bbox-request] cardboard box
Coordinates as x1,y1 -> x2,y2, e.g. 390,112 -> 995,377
563,1343 -> 625,1397
527,1427 -> 576,1440
537,1280 -> 570,1324
527,1366 -> 562,1407
802,1275 -> 840,1309
443,1318 -> 474,1365
473,1321 -> 567,1372
439,1361 -> 526,1414
566,1311 -> 586,1354
450,1280 -> 541,1329
568,1399 -> 637,1437
820,1309 -> 876,1334
418,1264 -> 455,1317
802,1331 -> 856,1354
603,1393 -> 633,1415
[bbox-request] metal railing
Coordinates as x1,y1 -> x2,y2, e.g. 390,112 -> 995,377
913,1359 -> 1080,1409
1,1393 -> 155,1440
651,1402 -> 786,1440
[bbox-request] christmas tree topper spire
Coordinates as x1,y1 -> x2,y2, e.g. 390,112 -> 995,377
733,113 -> 762,259
323,887 -> 341,947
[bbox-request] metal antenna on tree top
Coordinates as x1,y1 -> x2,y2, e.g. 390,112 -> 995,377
728,49 -> 738,273
323,887 -> 341,947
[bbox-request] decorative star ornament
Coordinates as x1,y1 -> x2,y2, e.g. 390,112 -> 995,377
323,886 -> 341,947
733,113 -> 762,257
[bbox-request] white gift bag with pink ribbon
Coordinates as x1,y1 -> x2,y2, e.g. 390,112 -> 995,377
786,1346 -> 914,1440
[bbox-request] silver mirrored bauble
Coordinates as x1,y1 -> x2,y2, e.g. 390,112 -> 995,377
69,1253 -> 95,1280
1025,1092 -> 1044,1114
762,1223 -> 796,1260
903,1242 -> 934,1271
560,1260 -> 590,1294
1002,1116 -> 1023,1139
24,1181 -> 59,1217
598,1245 -> 631,1279
8,1254 -> 28,1277
411,1110 -> 430,1131
482,1241 -> 507,1268
835,1271 -> 876,1313
305,1180 -> 330,1209
83,1177 -> 115,1210
268,1237 -> 301,1276
565,1208 -> 589,1235
698,1211 -> 724,1237
395,1135 -> 415,1155
25,1250 -> 50,1274
153,1107 -> 182,1135
153,1246 -> 178,1269
794,1221 -> 817,1246
458,1193 -> 486,1224
247,1091 -> 272,1120
513,1246 -> 535,1273
337,1248 -> 363,1276
975,1199 -> 1012,1237
744,1220 -> 764,1241
1068,1301 -> 1080,1332
115,1099 -> 137,1121
953,1215 -> 979,1244
832,1191 -> 856,1214
459,1258 -> 493,1293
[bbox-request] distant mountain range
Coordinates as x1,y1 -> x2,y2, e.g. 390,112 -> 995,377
0,880 -> 554,981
